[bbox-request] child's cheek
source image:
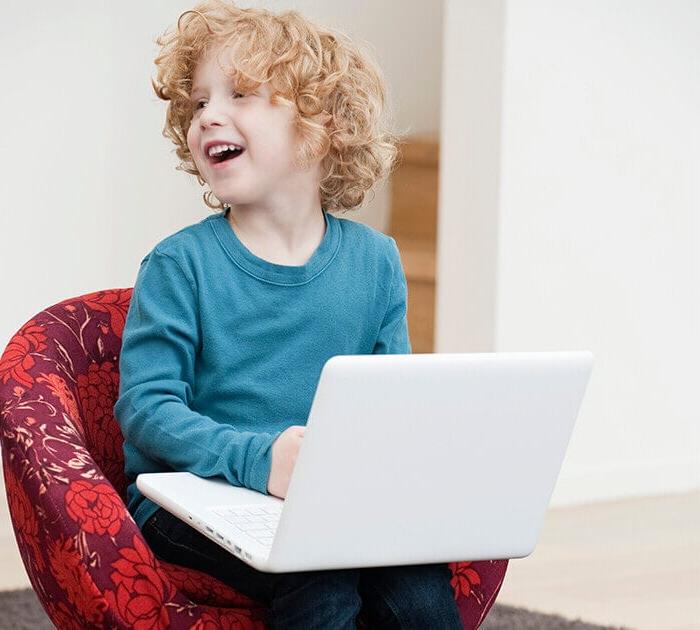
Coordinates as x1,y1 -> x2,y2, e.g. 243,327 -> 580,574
186,128 -> 199,164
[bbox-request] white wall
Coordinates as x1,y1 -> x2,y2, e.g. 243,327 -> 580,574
0,0 -> 442,349
5,0 -> 696,510
438,0 -> 699,506
435,1 -> 505,353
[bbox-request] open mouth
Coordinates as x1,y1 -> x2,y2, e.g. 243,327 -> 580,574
208,147 -> 245,165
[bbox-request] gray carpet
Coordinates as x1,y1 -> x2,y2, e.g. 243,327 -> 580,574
0,588 -> 631,629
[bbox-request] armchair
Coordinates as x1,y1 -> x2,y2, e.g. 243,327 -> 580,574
0,289 -> 508,628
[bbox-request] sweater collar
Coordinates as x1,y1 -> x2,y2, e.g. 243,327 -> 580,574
209,207 -> 341,285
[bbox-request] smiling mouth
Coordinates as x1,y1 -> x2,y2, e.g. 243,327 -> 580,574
208,147 -> 245,164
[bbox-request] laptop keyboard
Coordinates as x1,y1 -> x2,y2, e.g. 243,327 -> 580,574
211,504 -> 282,548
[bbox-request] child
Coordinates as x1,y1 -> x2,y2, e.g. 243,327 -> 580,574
114,1 -> 462,627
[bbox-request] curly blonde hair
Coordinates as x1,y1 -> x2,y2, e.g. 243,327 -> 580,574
151,0 -> 404,212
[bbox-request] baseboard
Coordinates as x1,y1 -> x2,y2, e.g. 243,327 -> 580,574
549,458 -> 700,507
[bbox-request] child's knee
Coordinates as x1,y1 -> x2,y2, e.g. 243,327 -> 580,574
272,567 -> 362,604
362,564 -> 462,629
270,569 -> 363,628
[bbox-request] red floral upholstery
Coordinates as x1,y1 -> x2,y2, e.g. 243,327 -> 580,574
0,289 -> 508,629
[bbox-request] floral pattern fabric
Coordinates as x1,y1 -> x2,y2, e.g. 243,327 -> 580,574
0,289 -> 508,629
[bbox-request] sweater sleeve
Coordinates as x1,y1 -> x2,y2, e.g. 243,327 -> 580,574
372,238 -> 413,355
114,248 -> 280,494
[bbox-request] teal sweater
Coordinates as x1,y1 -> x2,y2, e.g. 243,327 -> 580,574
114,209 -> 411,529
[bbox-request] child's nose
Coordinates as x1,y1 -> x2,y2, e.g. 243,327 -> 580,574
200,111 -> 226,129
199,104 -> 229,129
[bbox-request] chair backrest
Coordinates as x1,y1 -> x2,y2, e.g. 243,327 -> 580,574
0,288 -> 134,500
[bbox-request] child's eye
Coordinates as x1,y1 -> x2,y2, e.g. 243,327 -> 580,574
193,92 -> 245,110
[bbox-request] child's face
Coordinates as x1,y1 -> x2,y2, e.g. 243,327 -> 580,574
186,45 -> 318,208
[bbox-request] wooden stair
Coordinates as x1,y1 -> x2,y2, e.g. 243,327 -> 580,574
388,134 -> 439,353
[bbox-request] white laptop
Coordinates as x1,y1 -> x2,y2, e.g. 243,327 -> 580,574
137,351 -> 593,573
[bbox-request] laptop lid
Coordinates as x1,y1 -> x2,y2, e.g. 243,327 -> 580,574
266,351 -> 593,572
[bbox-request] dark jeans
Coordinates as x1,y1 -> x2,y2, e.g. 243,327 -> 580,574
142,508 -> 463,629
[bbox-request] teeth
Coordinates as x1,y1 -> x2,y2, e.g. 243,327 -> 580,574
207,143 -> 243,157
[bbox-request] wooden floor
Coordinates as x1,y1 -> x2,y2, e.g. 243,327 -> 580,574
0,478 -> 698,629
496,491 -> 700,630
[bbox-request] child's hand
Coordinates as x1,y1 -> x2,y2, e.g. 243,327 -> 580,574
267,425 -> 305,499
